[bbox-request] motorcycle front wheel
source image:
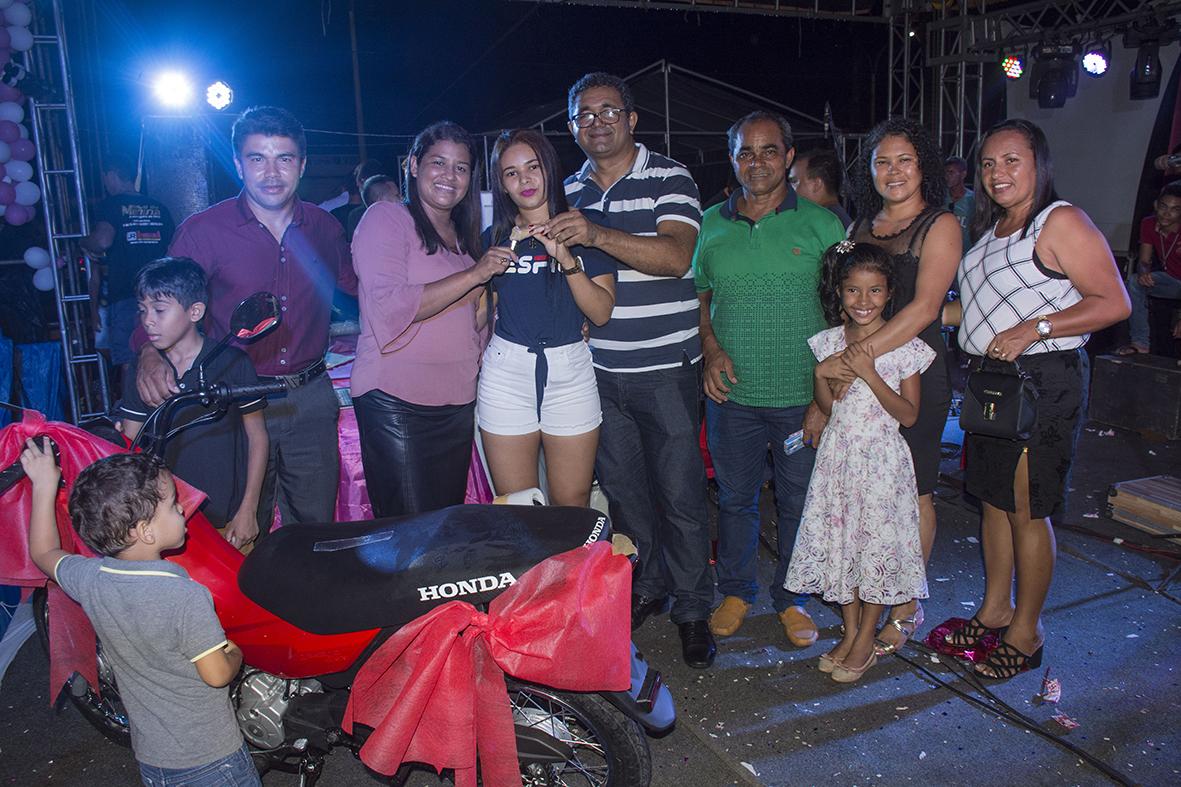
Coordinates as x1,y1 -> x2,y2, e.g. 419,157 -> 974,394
508,682 -> 652,787
31,587 -> 132,748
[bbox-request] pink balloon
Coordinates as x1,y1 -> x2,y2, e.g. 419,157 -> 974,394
0,180 -> 13,205
0,83 -> 21,103
4,201 -> 30,225
9,137 -> 31,160
0,120 -> 17,143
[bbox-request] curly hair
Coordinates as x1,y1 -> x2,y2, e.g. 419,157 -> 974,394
849,118 -> 948,219
68,453 -> 170,556
818,241 -> 896,327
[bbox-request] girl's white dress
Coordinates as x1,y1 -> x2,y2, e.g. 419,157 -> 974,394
784,326 -> 934,605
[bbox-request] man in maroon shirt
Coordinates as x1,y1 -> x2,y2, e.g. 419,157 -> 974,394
136,106 -> 357,531
1122,183 -> 1181,353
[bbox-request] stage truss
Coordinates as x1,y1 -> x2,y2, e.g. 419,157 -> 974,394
518,0 -> 1181,155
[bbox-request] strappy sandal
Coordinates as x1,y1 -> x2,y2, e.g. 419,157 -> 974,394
944,614 -> 1006,648
874,601 -> 924,656
974,641 -> 1043,679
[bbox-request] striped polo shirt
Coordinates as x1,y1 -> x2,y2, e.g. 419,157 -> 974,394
565,143 -> 703,372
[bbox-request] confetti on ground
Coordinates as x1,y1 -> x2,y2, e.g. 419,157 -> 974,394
935,577 -> 951,582
1126,633 -> 1139,638
1083,512 -> 1099,519
1036,669 -> 1061,704
1051,712 -> 1081,731
919,751 -> 927,760
740,762 -> 759,776
966,536 -> 979,543
1098,429 -> 1115,436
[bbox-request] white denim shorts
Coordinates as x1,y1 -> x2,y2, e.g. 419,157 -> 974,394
477,334 -> 602,436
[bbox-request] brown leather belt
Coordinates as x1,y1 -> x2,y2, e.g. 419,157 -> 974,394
260,358 -> 326,389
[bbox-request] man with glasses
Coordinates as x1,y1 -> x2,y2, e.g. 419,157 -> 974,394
547,72 -> 715,669
694,111 -> 843,648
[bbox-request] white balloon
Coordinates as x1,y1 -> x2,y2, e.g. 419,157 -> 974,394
7,26 -> 31,52
0,100 -> 22,123
0,139 -> 9,164
23,245 -> 50,269
5,158 -> 30,180
14,179 -> 37,204
0,1 -> 13,11
4,4 -> 30,26
32,267 -> 55,291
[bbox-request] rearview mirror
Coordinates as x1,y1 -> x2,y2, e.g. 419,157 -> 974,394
229,292 -> 281,342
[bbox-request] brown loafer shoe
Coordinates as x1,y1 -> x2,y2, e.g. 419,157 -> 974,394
708,596 -> 752,637
778,605 -> 819,648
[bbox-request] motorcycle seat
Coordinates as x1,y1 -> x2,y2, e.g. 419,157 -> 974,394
238,504 -> 611,635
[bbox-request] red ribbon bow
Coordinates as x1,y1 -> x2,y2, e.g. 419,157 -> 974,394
342,540 -> 632,787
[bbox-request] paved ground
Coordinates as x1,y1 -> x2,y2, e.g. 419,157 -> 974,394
1,415 -> 1179,786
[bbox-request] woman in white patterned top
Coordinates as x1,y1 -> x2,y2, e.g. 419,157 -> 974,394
950,120 -> 1129,679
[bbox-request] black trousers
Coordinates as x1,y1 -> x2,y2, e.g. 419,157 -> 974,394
354,389 -> 474,518
256,373 -> 341,531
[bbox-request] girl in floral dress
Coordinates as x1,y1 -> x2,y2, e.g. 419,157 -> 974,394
784,241 -> 934,683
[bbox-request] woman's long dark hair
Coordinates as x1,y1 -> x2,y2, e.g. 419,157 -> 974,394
488,128 -> 570,246
818,241 -> 896,327
849,118 -> 948,219
970,118 -> 1058,241
404,121 -> 482,256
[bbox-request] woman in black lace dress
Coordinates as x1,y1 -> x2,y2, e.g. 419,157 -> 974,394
820,119 -> 962,654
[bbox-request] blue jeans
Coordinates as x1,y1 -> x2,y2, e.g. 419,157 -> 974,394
594,361 -> 713,623
706,400 -> 815,613
1127,270 -> 1181,346
139,744 -> 260,786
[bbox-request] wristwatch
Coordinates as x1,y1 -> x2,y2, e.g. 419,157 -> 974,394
1034,315 -> 1053,339
562,255 -> 584,276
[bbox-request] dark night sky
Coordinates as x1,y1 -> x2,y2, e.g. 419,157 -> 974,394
79,0 -> 889,158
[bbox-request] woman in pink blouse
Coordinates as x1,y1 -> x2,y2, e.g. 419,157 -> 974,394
351,121 -> 515,517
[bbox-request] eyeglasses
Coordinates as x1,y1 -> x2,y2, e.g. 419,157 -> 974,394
570,107 -> 625,128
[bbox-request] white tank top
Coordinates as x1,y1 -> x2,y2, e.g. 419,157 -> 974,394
958,200 -> 1086,357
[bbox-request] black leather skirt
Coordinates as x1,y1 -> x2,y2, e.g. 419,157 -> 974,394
354,389 -> 475,518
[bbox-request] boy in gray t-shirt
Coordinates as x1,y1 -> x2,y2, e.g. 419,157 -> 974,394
21,440 -> 259,785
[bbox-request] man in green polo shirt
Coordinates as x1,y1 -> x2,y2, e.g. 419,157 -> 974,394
694,110 -> 844,648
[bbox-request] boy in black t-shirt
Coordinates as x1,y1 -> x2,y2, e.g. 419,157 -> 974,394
119,258 -> 269,548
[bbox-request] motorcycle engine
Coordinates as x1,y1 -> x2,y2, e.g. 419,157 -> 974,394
235,671 -> 323,750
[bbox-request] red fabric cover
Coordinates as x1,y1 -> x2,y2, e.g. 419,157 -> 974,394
0,410 -> 208,702
343,541 -> 632,787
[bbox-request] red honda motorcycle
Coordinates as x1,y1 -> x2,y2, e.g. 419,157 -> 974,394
1,293 -> 674,786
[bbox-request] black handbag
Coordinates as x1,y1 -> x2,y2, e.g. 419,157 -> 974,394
959,357 -> 1039,440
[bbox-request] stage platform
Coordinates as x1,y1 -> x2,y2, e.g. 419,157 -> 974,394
0,419 -> 1177,786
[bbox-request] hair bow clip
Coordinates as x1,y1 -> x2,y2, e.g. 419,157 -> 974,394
835,239 -> 855,254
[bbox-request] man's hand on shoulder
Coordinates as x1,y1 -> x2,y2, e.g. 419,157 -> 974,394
136,346 -> 179,407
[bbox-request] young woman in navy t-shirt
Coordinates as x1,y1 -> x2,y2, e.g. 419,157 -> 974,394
478,129 -> 616,506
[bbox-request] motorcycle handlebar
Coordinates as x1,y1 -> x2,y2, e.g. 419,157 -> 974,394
207,380 -> 289,400
0,436 -> 60,499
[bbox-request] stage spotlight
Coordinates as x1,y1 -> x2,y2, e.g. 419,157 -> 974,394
152,71 -> 195,109
1029,44 -> 1078,109
1082,42 -> 1110,77
1130,41 -> 1162,99
1001,53 -> 1025,79
205,80 -> 233,110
